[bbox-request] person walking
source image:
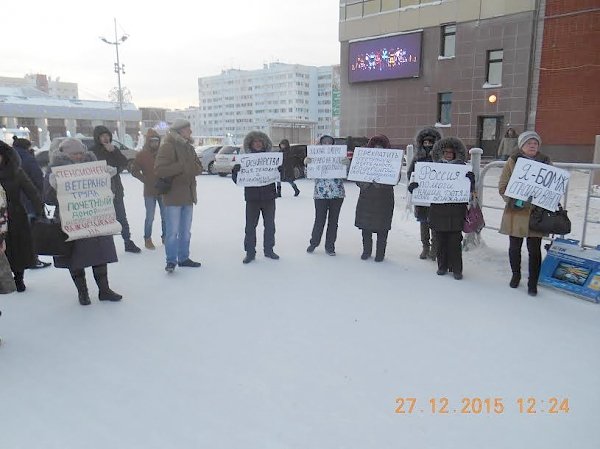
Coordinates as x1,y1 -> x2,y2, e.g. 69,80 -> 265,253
44,138 -> 122,305
497,127 -> 518,161
154,119 -> 203,273
131,129 -> 166,250
498,131 -> 550,296
232,131 -> 280,264
305,134 -> 349,256
276,139 -> 300,197
12,136 -> 51,268
90,125 -> 141,253
354,134 -> 398,262
0,141 -> 43,292
407,127 -> 442,260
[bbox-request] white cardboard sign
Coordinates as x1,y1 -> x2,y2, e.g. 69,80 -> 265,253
504,158 -> 569,211
411,162 -> 471,204
347,147 -> 404,185
236,152 -> 283,187
52,160 -> 121,241
306,145 -> 347,179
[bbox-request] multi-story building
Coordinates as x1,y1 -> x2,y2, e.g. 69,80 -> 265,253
0,74 -> 79,99
197,63 -> 338,143
338,0 -> 599,161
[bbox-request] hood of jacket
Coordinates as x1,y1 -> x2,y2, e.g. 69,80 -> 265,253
93,125 -> 112,146
414,127 -> 442,160
143,128 -> 161,152
49,151 -> 98,167
431,137 -> 467,163
243,131 -> 273,153
367,134 -> 391,149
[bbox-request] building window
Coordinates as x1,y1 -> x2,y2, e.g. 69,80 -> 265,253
440,24 -> 456,57
437,92 -> 452,125
486,49 -> 504,85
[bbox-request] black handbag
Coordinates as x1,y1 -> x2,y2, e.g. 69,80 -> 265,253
31,217 -> 72,256
529,204 -> 571,235
155,177 -> 173,195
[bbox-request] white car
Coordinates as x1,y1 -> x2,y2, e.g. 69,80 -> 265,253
213,145 -> 241,176
195,145 -> 222,174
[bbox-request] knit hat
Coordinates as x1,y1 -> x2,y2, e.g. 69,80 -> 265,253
518,131 -> 541,149
12,135 -> 32,149
170,119 -> 191,132
58,138 -> 87,155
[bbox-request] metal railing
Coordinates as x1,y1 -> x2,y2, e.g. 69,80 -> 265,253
471,148 -> 600,249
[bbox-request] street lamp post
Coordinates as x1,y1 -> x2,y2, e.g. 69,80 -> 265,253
100,18 -> 128,141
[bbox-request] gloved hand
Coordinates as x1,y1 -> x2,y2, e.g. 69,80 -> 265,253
106,166 -> 118,177
304,157 -> 312,165
408,182 -> 419,193
277,165 -> 283,173
465,171 -> 475,183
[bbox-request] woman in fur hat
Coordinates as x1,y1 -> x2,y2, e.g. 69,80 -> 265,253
407,127 -> 442,260
44,138 -> 122,305
408,137 -> 475,280
498,131 -> 550,296
0,141 -> 43,292
232,131 -> 280,264
354,134 -> 398,262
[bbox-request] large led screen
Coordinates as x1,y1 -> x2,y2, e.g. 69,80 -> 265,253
348,32 -> 422,83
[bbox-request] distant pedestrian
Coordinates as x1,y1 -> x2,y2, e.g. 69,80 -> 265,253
276,139 -> 300,197
131,129 -> 166,250
232,131 -> 280,264
90,125 -> 142,253
355,134 -> 398,262
0,183 -> 17,294
154,119 -> 203,273
497,127 -> 518,160
305,134 -> 349,256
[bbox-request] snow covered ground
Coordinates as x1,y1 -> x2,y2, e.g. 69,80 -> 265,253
1,172 -> 599,449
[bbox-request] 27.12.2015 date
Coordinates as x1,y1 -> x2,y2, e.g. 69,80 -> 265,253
394,397 -> 570,415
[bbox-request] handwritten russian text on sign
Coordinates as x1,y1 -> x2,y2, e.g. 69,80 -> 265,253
347,147 -> 404,185
52,160 -> 121,241
306,145 -> 347,179
411,162 -> 471,204
236,152 -> 283,187
505,158 -> 569,211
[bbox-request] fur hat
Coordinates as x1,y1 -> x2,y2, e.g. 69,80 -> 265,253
170,119 -> 191,132
415,127 -> 442,149
431,137 -> 467,163
319,135 -> 335,145
58,138 -> 87,155
243,131 -> 272,152
12,135 -> 32,149
518,131 -> 541,149
367,134 -> 391,149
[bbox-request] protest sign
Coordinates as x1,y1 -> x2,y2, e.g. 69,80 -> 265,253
52,160 -> 121,241
236,152 -> 283,187
411,162 -> 471,204
306,145 -> 347,179
504,158 -> 569,211
347,147 -> 404,185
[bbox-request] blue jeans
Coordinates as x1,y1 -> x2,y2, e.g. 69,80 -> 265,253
164,205 -> 194,264
144,196 -> 166,240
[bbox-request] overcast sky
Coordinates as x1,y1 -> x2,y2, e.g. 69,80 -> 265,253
4,0 -> 340,109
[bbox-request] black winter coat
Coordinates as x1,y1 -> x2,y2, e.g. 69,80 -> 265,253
280,148 -> 296,182
14,145 -> 44,216
0,162 -> 42,272
407,151 -> 433,222
90,143 -> 128,198
44,152 -> 118,270
232,166 -> 278,201
354,182 -> 394,231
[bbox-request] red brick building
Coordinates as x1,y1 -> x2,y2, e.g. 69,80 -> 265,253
535,0 -> 600,161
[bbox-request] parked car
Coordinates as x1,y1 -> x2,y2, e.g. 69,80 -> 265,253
195,145 -> 222,174
213,145 -> 241,177
288,144 -> 307,179
36,136 -> 138,172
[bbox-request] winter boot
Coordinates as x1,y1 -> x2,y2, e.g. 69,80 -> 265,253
243,252 -> 256,264
276,185 -> 282,198
419,223 -> 430,259
92,265 -> 122,301
419,245 -> 430,260
509,273 -> 521,288
374,234 -> 387,262
527,280 -> 538,297
124,240 -> 141,253
361,231 -> 373,260
144,238 -> 155,250
14,272 -> 25,292
293,185 -> 300,197
264,250 -> 280,260
71,269 -> 91,306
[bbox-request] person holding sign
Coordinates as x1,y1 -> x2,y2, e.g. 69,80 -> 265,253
44,138 -> 122,305
407,127 -> 442,261
232,131 -> 280,264
0,141 -> 42,292
498,131 -> 551,296
408,137 -> 474,280
305,135 -> 350,256
354,135 -> 398,262
276,139 -> 300,197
